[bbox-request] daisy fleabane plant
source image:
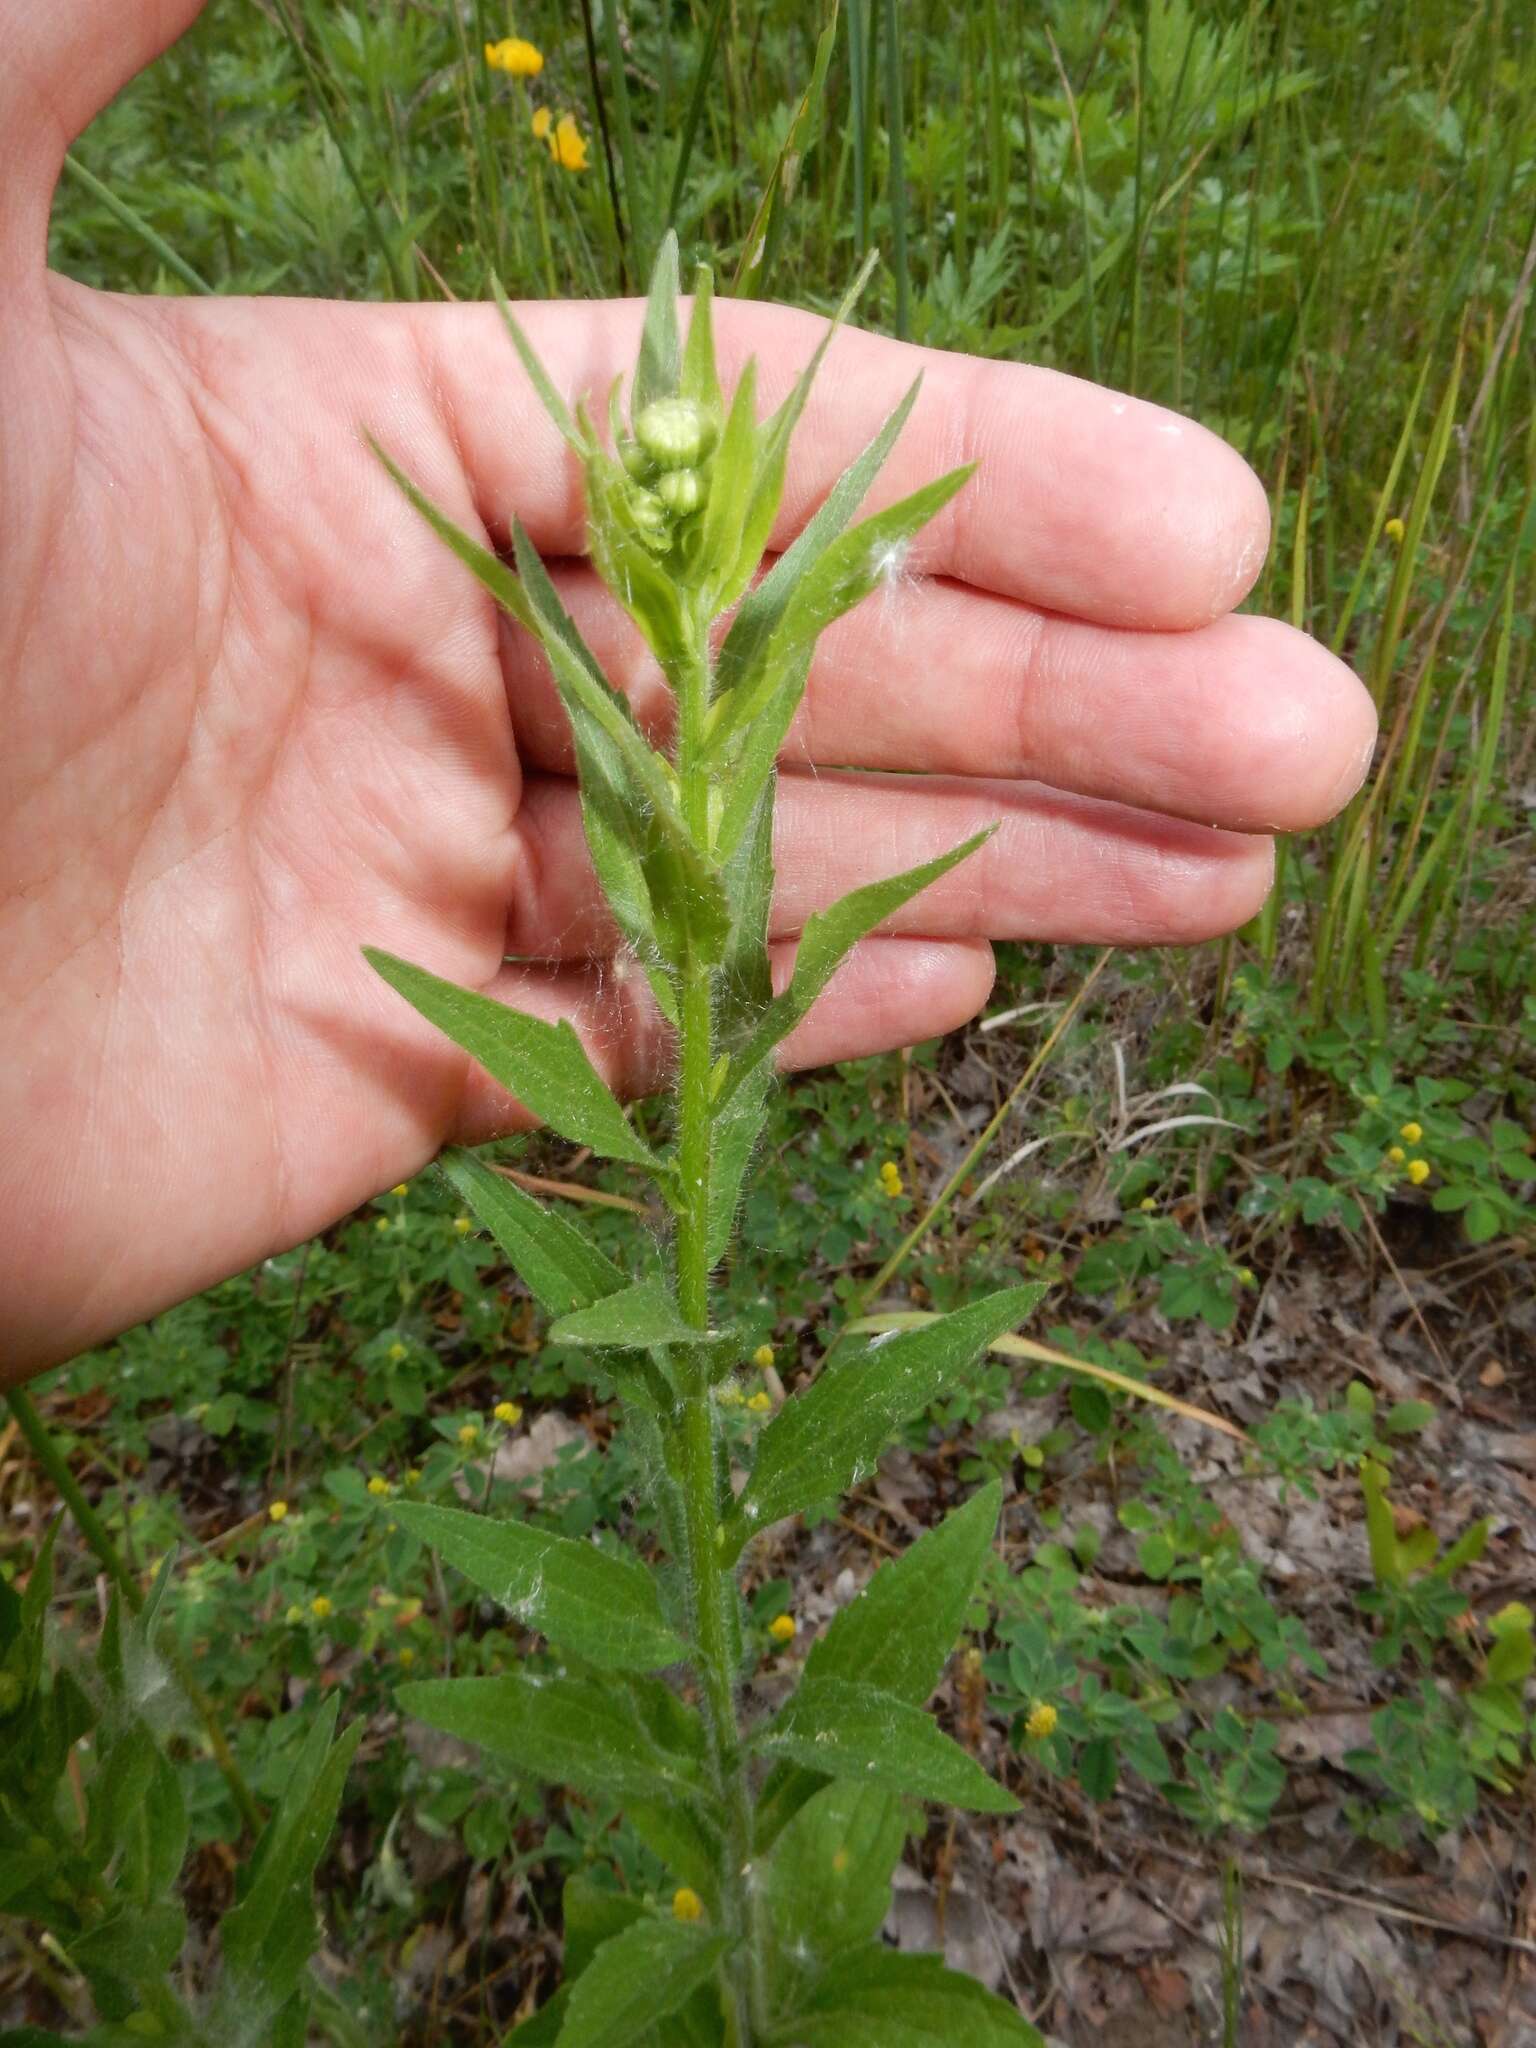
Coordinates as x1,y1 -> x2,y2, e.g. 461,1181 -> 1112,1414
366,235 -> 1045,2047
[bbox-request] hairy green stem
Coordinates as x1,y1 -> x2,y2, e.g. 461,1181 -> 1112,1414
670,617 -> 759,2043
5,1385 -> 264,1837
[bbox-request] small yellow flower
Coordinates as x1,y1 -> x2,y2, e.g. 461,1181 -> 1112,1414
878,1160 -> 904,1197
485,36 -> 544,77
1387,1145 -> 1406,1166
531,105 -> 553,140
457,1424 -> 479,1448
452,1215 -> 472,1235
390,1184 -> 409,1198
746,1390 -> 773,1415
1406,1157 -> 1431,1185
375,1216 -> 392,1234
542,110 -> 589,171
1384,516 -> 1406,543
1138,1196 -> 1157,1212
493,1400 -> 523,1427
285,1604 -> 303,1625
399,1646 -> 415,1668
387,1342 -> 407,1363
310,1595 -> 334,1621
367,1475 -> 391,1498
405,1467 -> 422,1486
268,1500 -> 289,1524
768,1613 -> 797,1645
672,1886 -> 704,1923
752,1344 -> 775,1370
1399,1121 -> 1423,1144
1025,1702 -> 1058,1740
715,1384 -> 744,1407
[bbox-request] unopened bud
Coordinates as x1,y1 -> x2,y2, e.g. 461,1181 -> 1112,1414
656,467 -> 706,516
626,484 -> 669,539
634,396 -> 714,469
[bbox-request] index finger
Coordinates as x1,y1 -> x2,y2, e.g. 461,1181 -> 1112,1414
415,295 -> 1271,632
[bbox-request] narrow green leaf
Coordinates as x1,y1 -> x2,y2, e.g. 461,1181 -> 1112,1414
438,1148 -> 625,1317
561,1874 -> 650,1983
625,1800 -> 723,1903
633,231 -> 683,418
214,1700 -> 360,2029
705,1063 -> 774,1269
757,1677 -> 1016,1814
398,1674 -> 705,1807
392,1503 -> 684,1672
70,1902 -> 186,1987
695,359 -> 760,604
784,1947 -> 1045,2046
713,377 -> 923,712
808,1481 -> 1001,1703
715,652 -> 810,862
724,1287 -> 1041,1557
369,436 -> 536,629
761,1781 -> 907,2000
555,1917 -> 733,2048
680,263 -> 721,422
491,274 -> 586,454
550,1278 -> 707,1350
365,949 -> 658,1170
719,830 -> 995,1109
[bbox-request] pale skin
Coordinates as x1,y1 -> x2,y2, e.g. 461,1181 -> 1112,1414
0,1 -> 1377,1381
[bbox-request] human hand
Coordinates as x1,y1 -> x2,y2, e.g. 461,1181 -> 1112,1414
0,1 -> 1375,1378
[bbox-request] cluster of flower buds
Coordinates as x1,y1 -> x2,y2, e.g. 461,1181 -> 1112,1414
619,396 -> 717,554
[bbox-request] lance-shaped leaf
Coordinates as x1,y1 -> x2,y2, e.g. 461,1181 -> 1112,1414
365,949 -> 658,1170
706,1062 -> 774,1270
632,229 -> 683,417
398,1673 -> 706,1807
392,1503 -> 684,1672
211,1699 -> 360,2035
714,649 -> 808,862
550,1278 -> 707,1350
491,274 -> 587,455
760,1781 -> 907,2003
369,436 -> 538,629
722,1286 -> 1042,1559
809,1480 -> 1001,1703
694,358 -> 761,606
757,1481 -> 1003,1846
784,1947 -> 1046,2046
756,1677 -> 1016,1814
679,263 -> 722,424
717,830 -> 995,1110
713,249 -> 881,616
711,376 -> 922,717
438,1148 -> 625,1318
555,1916 -> 734,2048
715,463 -> 975,753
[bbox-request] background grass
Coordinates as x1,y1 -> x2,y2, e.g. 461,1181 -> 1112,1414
8,1 -> 1534,2041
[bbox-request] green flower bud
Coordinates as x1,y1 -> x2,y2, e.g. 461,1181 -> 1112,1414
620,438 -> 652,481
656,467 -> 706,517
634,396 -> 714,469
626,483 -> 669,537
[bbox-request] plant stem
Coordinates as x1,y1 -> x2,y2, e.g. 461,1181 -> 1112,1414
671,616 -> 758,2043
6,1385 -> 264,1836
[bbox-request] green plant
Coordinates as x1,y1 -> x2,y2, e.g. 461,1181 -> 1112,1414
363,235 -> 1043,2045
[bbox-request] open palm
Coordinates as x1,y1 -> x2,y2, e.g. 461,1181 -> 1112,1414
0,0 -> 1374,1378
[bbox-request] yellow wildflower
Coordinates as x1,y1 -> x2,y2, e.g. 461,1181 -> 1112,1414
1399,1121 -> 1423,1144
387,1342 -> 407,1364
485,36 -> 544,77
746,1390 -> 773,1415
390,1184 -> 409,1198
268,1500 -> 289,1524
399,1646 -> 416,1669
1025,1702 -> 1058,1740
375,1216 -> 392,1233
405,1467 -> 422,1486
752,1344 -> 775,1370
672,1887 -> 704,1923
285,1604 -> 303,1624
367,1475 -> 391,1499
1387,1145 -> 1406,1165
310,1595 -> 333,1621
768,1613 -> 797,1645
1138,1196 -> 1157,1211
493,1401 -> 523,1427
878,1160 -> 904,1197
1384,516 -> 1406,543
538,110 -> 589,171
453,1215 -> 472,1235
457,1424 -> 479,1448
1406,1158 -> 1431,1185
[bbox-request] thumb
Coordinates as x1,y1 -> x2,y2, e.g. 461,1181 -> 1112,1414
1,0 -> 207,273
